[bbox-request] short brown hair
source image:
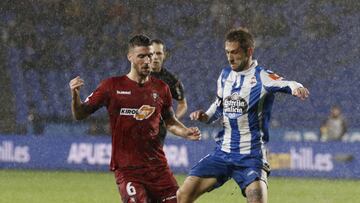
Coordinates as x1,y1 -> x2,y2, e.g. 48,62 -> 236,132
128,34 -> 151,51
225,28 -> 255,53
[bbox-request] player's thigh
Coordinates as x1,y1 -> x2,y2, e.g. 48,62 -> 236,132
145,167 -> 178,202
245,180 -> 268,203
178,176 -> 218,198
114,170 -> 150,203
116,180 -> 148,203
180,151 -> 230,198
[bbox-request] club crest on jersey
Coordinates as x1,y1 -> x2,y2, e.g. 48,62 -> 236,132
152,92 -> 159,101
120,105 -> 155,120
250,76 -> 257,86
223,92 -> 248,119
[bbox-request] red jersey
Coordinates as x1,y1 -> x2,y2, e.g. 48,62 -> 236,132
84,75 -> 173,170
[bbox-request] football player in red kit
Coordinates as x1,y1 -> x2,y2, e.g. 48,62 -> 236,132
69,34 -> 201,203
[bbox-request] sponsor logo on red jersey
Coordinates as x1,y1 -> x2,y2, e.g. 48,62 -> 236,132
120,105 -> 155,120
116,90 -> 131,95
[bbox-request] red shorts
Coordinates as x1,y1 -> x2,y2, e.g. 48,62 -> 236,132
114,165 -> 178,203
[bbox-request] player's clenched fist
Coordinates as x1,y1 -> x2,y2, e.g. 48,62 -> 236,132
293,87 -> 310,100
69,76 -> 85,94
190,110 -> 209,122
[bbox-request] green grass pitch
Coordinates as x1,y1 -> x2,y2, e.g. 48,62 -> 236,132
1,170 -> 359,203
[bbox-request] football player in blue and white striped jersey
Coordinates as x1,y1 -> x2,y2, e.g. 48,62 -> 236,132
177,28 -> 309,203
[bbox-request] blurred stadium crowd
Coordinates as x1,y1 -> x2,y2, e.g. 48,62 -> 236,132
0,0 -> 359,137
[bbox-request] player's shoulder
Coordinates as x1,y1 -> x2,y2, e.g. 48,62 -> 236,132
257,66 -> 284,80
162,68 -> 180,81
150,76 -> 172,95
150,76 -> 169,88
218,66 -> 232,80
252,62 -> 275,74
162,68 -> 176,76
257,66 -> 273,74
253,65 -> 272,76
222,66 -> 232,73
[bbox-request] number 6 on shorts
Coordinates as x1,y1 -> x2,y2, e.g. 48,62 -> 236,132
126,182 -> 137,196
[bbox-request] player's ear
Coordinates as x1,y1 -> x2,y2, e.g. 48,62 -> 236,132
127,52 -> 132,62
247,47 -> 254,57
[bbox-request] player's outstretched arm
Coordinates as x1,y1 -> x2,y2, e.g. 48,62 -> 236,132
69,76 -> 92,120
293,87 -> 310,100
189,110 -> 209,123
163,107 -> 201,141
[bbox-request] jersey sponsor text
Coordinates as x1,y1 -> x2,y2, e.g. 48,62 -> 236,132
120,105 -> 156,120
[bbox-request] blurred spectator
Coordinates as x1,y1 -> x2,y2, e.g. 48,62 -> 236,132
27,103 -> 44,135
87,120 -> 110,136
210,0 -> 233,36
22,38 -> 38,70
320,105 -> 347,141
1,0 -> 359,131
303,3 -> 339,39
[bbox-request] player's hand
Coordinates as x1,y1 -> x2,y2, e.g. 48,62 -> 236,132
185,127 -> 201,141
69,76 -> 84,95
293,87 -> 310,100
190,110 -> 209,122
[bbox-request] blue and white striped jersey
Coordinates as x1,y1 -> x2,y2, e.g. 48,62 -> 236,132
206,60 -> 303,157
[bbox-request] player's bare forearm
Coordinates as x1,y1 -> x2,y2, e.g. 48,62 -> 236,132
164,107 -> 201,140
165,117 -> 188,137
175,99 -> 188,119
164,107 -> 186,136
69,76 -> 91,120
71,95 -> 91,120
165,118 -> 201,141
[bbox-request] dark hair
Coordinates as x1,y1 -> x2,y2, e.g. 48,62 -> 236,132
128,34 -> 151,51
151,38 -> 166,52
225,28 -> 255,53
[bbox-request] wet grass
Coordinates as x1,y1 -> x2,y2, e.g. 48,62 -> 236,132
0,170 -> 359,203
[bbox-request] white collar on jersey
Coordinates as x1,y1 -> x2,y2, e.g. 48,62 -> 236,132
233,60 -> 258,76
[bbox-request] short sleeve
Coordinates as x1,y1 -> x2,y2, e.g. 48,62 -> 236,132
171,80 -> 185,101
83,79 -> 111,112
163,84 -> 173,108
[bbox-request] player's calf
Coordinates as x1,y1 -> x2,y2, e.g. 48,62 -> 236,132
246,188 -> 263,203
245,180 -> 268,203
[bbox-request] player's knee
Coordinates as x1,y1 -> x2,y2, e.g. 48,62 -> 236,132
246,188 -> 264,203
176,188 -> 184,201
176,187 -> 192,203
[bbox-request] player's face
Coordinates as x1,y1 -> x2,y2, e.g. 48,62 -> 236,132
128,46 -> 153,78
150,43 -> 165,72
225,41 -> 250,72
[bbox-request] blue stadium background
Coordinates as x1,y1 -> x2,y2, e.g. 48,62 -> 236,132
0,0 -> 359,138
